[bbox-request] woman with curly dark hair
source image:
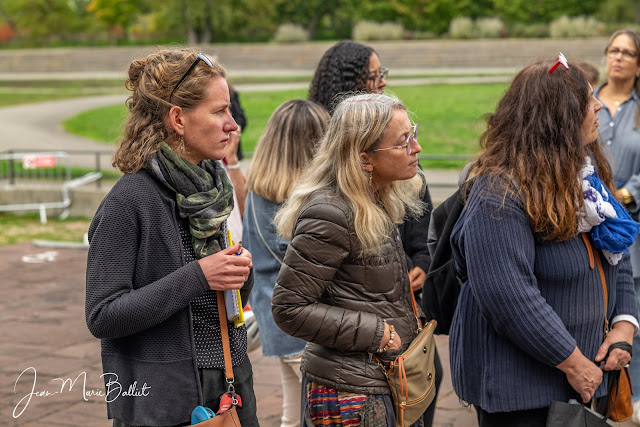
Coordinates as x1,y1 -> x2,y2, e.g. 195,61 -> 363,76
308,41 -> 387,114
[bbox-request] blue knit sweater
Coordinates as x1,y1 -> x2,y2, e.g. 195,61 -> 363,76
449,175 -> 637,412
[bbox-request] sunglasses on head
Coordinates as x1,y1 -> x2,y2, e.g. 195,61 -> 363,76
169,53 -> 214,102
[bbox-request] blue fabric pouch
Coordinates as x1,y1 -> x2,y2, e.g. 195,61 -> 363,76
191,406 -> 215,425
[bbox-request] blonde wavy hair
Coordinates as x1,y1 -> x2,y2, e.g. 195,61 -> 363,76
246,99 -> 330,203
274,93 -> 424,256
113,48 -> 226,173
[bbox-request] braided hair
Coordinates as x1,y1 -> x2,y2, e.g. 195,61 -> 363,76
308,41 -> 375,115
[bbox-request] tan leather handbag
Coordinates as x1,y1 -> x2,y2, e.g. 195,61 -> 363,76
377,290 -> 437,426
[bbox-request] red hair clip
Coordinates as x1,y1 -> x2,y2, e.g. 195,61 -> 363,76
549,52 -> 569,75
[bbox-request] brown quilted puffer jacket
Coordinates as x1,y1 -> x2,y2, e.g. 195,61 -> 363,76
272,186 -> 421,395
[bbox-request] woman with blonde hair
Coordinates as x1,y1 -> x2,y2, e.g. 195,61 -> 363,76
85,48 -> 257,426
242,99 -> 330,427
272,93 -> 425,425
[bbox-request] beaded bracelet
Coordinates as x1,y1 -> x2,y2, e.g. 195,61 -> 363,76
384,325 -> 396,350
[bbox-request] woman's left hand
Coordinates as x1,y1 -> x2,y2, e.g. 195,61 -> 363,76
595,321 -> 634,371
408,266 -> 426,292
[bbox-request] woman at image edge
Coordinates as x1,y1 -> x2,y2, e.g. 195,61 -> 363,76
449,57 -> 638,426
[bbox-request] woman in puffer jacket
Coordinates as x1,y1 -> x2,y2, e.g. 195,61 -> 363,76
272,93 -> 426,426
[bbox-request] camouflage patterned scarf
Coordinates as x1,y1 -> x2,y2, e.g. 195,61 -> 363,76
146,142 -> 234,258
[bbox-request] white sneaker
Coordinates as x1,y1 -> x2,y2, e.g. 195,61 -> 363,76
632,399 -> 640,425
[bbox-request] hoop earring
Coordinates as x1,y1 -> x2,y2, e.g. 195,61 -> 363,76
179,135 -> 185,155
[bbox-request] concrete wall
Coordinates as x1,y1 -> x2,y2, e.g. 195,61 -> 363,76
0,38 -> 610,77
0,183 -> 110,219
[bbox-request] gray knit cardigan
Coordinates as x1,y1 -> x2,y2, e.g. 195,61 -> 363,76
85,169 -> 252,426
449,174 -> 637,413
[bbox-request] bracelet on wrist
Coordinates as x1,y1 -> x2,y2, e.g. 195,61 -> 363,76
226,163 -> 241,170
384,325 -> 396,350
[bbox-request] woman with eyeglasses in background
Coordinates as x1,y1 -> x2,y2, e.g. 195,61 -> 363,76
595,29 -> 640,424
272,93 -> 426,426
85,48 -> 258,426
308,39 -> 441,426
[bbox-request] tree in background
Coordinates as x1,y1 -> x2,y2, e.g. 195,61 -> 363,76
87,0 -> 149,43
3,0 -> 78,45
1,0 -> 640,47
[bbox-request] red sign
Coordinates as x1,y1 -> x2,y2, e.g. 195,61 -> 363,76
22,155 -> 57,169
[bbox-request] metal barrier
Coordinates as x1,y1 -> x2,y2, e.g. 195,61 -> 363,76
0,151 -> 103,223
1,148 -> 114,188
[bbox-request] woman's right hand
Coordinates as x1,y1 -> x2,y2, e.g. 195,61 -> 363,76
379,322 -> 402,352
198,243 -> 252,291
556,346 -> 603,403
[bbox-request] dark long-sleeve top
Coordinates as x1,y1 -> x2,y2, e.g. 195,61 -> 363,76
449,175 -> 637,413
85,169 -> 252,425
595,86 -> 640,278
398,184 -> 433,273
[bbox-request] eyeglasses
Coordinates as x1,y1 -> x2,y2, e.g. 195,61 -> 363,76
606,47 -> 639,61
169,53 -> 214,102
367,67 -> 389,82
371,124 -> 418,156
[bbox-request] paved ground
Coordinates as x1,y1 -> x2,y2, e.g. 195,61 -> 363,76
2,242 -> 636,426
0,243 -> 478,426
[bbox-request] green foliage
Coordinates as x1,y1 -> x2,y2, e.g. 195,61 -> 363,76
511,22 -> 550,38
2,0 -> 636,46
352,21 -> 405,41
474,17 -> 506,38
549,15 -> 605,38
3,0 -> 76,44
449,17 -> 474,39
87,0 -> 149,40
596,0 -> 640,24
493,0 -> 600,24
272,23 -> 309,43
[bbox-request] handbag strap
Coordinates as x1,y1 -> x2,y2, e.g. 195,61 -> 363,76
216,290 -> 235,384
408,286 -> 423,331
582,233 -> 629,421
581,233 -> 609,337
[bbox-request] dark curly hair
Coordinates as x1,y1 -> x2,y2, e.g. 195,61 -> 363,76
308,41 -> 375,114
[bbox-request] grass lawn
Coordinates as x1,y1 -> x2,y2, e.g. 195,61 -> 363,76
0,213 -> 91,246
0,79 -> 127,107
63,83 -> 508,169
